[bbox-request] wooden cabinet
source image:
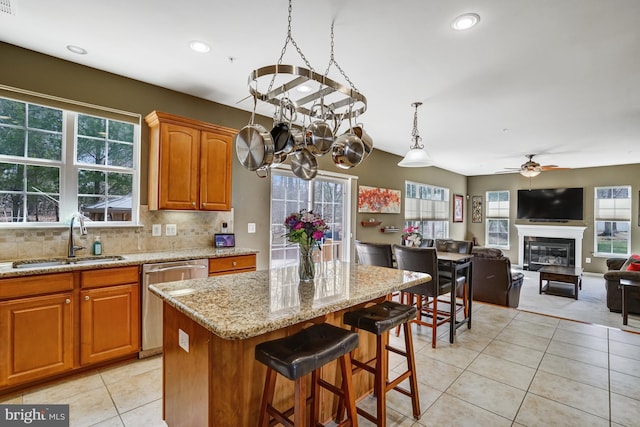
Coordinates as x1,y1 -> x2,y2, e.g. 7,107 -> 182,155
0,267 -> 140,391
208,254 -> 256,276
0,284 -> 74,387
146,111 -> 235,211
80,266 -> 140,365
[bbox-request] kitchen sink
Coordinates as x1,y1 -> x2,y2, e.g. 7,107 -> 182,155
12,255 -> 125,269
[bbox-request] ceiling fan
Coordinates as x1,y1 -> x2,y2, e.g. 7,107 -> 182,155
504,154 -> 568,177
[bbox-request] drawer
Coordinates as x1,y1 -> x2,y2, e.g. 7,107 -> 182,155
208,254 -> 256,275
0,273 -> 74,300
81,266 -> 140,289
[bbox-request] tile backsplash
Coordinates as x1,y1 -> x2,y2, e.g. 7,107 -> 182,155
0,206 -> 233,262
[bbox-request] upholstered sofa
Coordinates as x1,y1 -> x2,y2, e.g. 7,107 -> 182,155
604,257 -> 640,313
471,247 -> 524,308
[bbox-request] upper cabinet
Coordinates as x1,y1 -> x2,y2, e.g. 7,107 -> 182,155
145,111 -> 236,211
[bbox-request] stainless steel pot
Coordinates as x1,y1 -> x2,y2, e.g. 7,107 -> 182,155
235,123 -> 275,171
351,125 -> 373,158
290,148 -> 318,180
235,97 -> 275,172
331,133 -> 365,169
305,104 -> 335,156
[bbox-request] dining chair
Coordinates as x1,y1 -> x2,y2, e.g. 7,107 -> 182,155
392,245 -> 460,348
437,240 -> 473,317
355,241 -> 394,268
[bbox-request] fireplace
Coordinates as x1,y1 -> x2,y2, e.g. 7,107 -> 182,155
514,225 -> 587,270
523,236 -> 575,271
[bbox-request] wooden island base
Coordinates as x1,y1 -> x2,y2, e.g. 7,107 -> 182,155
162,303 -> 378,426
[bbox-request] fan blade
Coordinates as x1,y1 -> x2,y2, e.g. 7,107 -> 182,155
540,165 -> 570,171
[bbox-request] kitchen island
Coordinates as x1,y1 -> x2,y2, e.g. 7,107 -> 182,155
150,261 -> 431,426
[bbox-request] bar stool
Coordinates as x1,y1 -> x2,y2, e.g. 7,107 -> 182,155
255,322 -> 360,427
337,300 -> 420,426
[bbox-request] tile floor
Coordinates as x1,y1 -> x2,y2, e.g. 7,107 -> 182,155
2,273 -> 640,426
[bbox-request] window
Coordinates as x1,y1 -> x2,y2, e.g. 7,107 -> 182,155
486,190 -> 509,248
270,170 -> 352,267
404,181 -> 449,240
0,94 -> 139,226
595,186 -> 631,256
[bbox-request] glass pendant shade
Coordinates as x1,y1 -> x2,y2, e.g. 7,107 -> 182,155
519,169 -> 541,177
398,147 -> 432,167
398,101 -> 432,168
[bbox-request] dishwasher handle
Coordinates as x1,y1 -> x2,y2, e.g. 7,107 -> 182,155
144,264 -> 207,275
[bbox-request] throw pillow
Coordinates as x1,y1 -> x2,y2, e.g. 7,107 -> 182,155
625,254 -> 640,271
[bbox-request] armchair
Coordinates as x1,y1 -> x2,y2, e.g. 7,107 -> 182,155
604,257 -> 640,313
471,247 -> 524,308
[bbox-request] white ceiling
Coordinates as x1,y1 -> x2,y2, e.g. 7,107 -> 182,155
1,0 -> 639,176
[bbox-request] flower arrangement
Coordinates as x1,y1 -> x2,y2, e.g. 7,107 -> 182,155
402,225 -> 423,247
284,209 -> 329,250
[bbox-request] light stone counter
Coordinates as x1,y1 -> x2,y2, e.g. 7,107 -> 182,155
0,248 -> 259,278
150,261 -> 431,340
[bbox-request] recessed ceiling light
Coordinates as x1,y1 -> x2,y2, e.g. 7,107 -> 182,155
189,40 -> 211,53
297,85 -> 311,93
451,13 -> 480,31
66,45 -> 87,55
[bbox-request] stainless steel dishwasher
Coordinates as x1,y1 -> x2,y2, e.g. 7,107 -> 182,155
140,259 -> 209,358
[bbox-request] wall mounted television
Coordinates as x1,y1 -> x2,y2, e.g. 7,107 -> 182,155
517,187 -> 584,222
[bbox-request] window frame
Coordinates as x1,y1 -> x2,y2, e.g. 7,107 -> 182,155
485,190 -> 510,249
594,185 -> 631,257
0,89 -> 141,228
404,180 -> 450,240
269,168 -> 354,268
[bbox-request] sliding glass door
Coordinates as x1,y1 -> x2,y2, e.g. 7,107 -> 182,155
270,170 -> 351,267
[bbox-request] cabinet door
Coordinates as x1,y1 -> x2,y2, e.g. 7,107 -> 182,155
159,122 -> 200,210
80,284 -> 140,365
0,293 -> 74,386
200,130 -> 232,211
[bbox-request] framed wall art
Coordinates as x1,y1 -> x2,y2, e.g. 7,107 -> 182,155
357,186 -> 401,213
472,195 -> 483,223
453,194 -> 464,222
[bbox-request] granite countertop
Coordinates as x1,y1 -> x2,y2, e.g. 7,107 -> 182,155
149,261 -> 431,340
0,248 -> 259,278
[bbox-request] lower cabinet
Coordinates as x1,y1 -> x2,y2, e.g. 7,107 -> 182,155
0,292 -> 74,387
80,283 -> 140,365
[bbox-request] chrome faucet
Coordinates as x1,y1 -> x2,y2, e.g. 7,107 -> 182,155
67,212 -> 88,257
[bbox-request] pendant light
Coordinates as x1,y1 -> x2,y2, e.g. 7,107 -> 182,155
398,102 -> 432,167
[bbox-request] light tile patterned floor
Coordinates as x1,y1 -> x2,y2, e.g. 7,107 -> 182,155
2,273 -> 640,426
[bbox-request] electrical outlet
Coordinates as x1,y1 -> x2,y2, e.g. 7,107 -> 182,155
166,224 -> 177,236
178,329 -> 189,352
152,224 -> 161,237
248,223 -> 256,233
585,257 -> 591,264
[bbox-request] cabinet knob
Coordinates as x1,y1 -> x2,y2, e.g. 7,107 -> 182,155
84,296 -> 90,301
202,203 -> 207,207
192,202 -> 196,207
232,261 -> 237,266
65,298 -> 71,304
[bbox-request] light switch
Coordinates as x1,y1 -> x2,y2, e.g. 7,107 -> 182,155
178,329 -> 189,352
152,224 -> 161,237
248,223 -> 256,233
166,224 -> 177,236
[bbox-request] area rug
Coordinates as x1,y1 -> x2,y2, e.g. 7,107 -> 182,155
515,269 -> 640,332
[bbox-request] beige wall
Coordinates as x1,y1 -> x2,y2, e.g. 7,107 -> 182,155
467,165 -> 640,273
0,42 -> 467,268
3,42 -> 634,274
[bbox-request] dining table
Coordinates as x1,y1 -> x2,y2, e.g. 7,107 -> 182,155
437,251 -> 474,343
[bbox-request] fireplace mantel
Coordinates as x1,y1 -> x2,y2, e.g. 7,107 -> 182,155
515,224 -> 587,269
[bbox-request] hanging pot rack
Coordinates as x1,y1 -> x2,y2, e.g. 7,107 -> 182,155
246,0 -> 367,123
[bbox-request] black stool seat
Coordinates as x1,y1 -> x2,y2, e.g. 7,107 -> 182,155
255,323 -> 359,380
343,300 -> 418,335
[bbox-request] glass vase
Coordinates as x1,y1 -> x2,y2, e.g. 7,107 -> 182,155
298,244 -> 316,282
